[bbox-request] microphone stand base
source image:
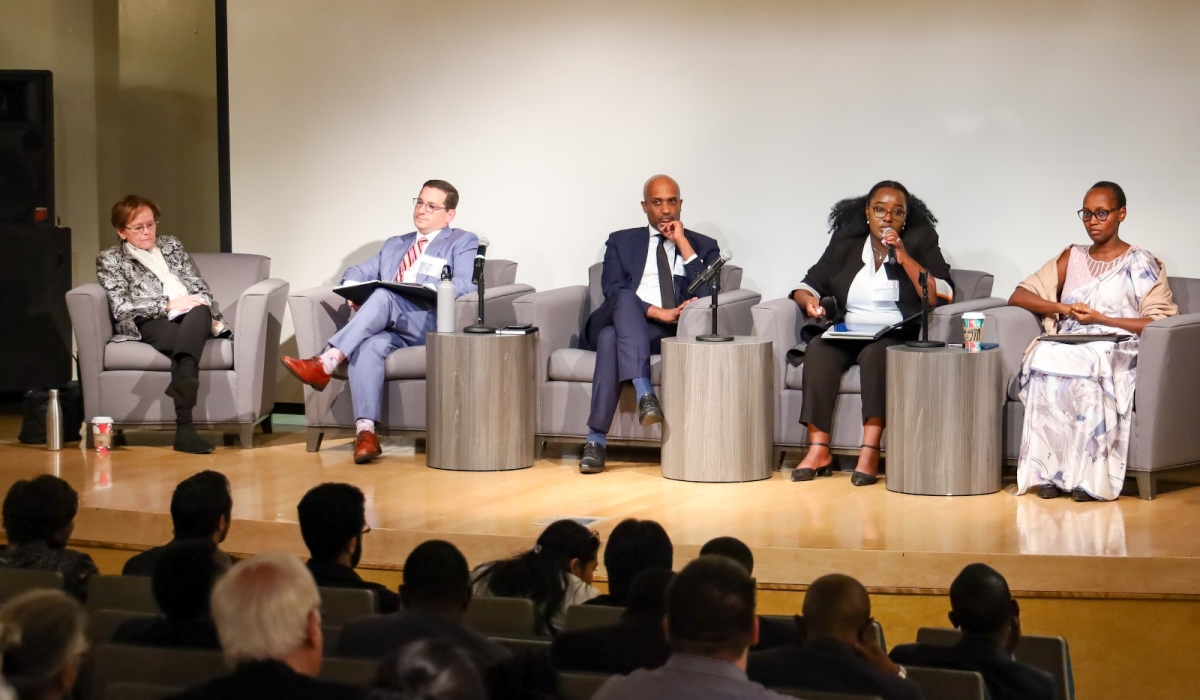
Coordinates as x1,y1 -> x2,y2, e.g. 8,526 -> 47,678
697,334 -> 734,342
462,325 -> 497,334
905,340 -> 946,348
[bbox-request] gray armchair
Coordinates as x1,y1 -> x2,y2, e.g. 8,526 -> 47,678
513,264 -> 760,453
752,269 -> 997,464
941,276 -> 1200,499
288,259 -> 533,451
66,253 -> 288,448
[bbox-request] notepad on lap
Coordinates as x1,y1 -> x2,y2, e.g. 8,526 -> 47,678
333,280 -> 438,306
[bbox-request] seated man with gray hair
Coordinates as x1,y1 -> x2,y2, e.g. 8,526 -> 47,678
165,552 -> 368,700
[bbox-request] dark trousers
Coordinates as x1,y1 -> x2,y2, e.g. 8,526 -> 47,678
581,289 -> 672,434
798,333 -> 910,434
136,305 -> 212,409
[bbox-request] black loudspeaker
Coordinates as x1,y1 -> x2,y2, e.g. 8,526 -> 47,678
0,70 -> 54,226
0,227 -> 73,392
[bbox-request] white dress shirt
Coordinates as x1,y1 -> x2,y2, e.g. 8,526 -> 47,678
843,238 -> 905,331
398,227 -> 444,283
635,226 -> 698,308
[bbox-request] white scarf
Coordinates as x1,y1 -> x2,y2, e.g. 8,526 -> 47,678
125,242 -> 190,301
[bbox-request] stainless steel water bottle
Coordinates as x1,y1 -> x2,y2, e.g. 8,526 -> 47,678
437,265 -> 456,333
46,389 -> 63,451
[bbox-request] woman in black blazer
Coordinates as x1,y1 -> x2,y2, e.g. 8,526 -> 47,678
790,181 -> 954,486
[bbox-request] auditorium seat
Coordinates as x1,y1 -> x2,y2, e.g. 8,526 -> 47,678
916,626 -> 1074,700
751,269 -> 997,463
288,259 -> 533,451
88,644 -> 228,700
0,568 -> 62,603
66,253 -> 289,448
318,586 -> 376,627
87,609 -> 155,646
943,274 -> 1200,499
463,596 -> 538,637
103,682 -> 176,700
87,574 -> 158,614
558,671 -> 612,700
316,656 -> 376,685
563,603 -> 623,631
774,690 -> 882,700
514,263 -> 759,454
903,666 -> 985,700
492,636 -> 553,655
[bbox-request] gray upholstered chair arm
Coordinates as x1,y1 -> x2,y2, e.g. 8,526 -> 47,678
66,283 -> 114,421
287,286 -> 351,358
677,289 -> 762,337
233,278 -> 289,419
929,297 -> 1009,343
513,286 -> 589,383
751,297 -> 802,399
455,284 -> 537,329
1131,312 -> 1200,470
980,305 -> 1043,384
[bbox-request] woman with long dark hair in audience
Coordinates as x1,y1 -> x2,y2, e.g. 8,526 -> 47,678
0,590 -> 88,700
789,181 -> 954,486
471,519 -> 601,635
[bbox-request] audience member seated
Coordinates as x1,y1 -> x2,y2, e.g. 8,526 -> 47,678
593,556 -> 789,700
337,540 -> 508,666
585,518 -> 672,608
371,640 -> 487,700
0,590 -> 88,700
552,567 -> 673,675
0,476 -> 98,601
699,536 -> 802,651
747,574 -> 922,700
889,564 -> 1056,700
165,552 -> 369,700
298,483 -> 399,613
111,539 -> 229,650
123,470 -> 234,576
471,519 -> 600,635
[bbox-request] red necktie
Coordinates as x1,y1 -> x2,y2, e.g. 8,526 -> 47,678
395,236 -> 428,281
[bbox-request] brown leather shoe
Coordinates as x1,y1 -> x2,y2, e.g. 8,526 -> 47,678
281,356 -> 331,391
354,431 -> 382,464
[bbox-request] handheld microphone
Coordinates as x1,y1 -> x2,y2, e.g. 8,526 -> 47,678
686,249 -> 733,295
883,227 -> 897,265
471,237 -> 490,285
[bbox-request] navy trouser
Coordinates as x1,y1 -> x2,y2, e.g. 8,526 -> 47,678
581,289 -> 672,434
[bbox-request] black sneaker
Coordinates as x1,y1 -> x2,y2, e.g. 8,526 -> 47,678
579,441 -> 606,474
638,393 -> 664,426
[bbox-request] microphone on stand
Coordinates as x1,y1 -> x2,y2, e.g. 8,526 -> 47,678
883,227 -> 897,265
471,237 -> 490,285
687,249 -> 733,295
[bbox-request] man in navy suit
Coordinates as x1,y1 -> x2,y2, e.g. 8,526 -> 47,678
578,175 -> 721,473
281,180 -> 478,464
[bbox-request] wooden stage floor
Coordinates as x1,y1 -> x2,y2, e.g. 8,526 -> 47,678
3,415 -> 1200,600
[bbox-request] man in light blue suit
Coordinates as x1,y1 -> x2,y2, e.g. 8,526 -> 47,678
282,180 -> 478,463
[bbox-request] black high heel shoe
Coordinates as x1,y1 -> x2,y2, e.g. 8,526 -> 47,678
792,442 -> 834,482
850,444 -> 881,487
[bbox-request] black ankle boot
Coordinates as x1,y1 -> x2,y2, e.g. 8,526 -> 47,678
174,422 -> 214,454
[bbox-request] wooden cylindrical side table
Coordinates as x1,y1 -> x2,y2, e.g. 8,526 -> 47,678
426,332 -> 536,471
660,337 -> 773,483
885,346 -> 1003,495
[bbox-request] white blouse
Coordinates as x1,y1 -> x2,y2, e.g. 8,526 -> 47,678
843,238 -> 904,331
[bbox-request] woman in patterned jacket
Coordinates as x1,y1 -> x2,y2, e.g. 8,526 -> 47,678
96,195 -> 231,454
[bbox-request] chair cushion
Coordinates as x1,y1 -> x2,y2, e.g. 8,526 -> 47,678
784,363 -> 861,393
104,339 -> 234,371
1008,370 -> 1022,401
548,348 -> 662,385
331,345 -> 426,381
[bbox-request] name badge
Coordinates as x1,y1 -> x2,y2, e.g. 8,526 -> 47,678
408,254 -> 449,281
872,279 -> 900,302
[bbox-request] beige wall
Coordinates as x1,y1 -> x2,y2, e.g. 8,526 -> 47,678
0,0 -> 220,288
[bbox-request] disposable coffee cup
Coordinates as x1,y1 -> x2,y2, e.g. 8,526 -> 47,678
92,417 -> 114,452
962,313 -> 985,352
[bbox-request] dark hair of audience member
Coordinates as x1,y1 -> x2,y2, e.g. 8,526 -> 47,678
949,563 -> 1017,638
297,482 -> 366,562
152,540 -> 230,621
623,567 -> 675,620
699,536 -> 754,575
401,540 -> 471,613
0,589 -> 88,700
2,476 -> 79,548
372,640 -> 486,700
802,573 -> 872,641
472,519 -> 600,634
170,470 -> 233,541
602,519 -> 673,602
666,556 -> 756,658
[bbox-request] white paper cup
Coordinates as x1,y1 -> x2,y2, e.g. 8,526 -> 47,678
962,313 -> 985,352
92,417 -> 114,452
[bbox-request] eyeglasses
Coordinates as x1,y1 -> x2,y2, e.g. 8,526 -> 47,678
870,205 -> 906,220
123,221 -> 158,234
1078,208 -> 1118,222
413,198 -> 448,213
